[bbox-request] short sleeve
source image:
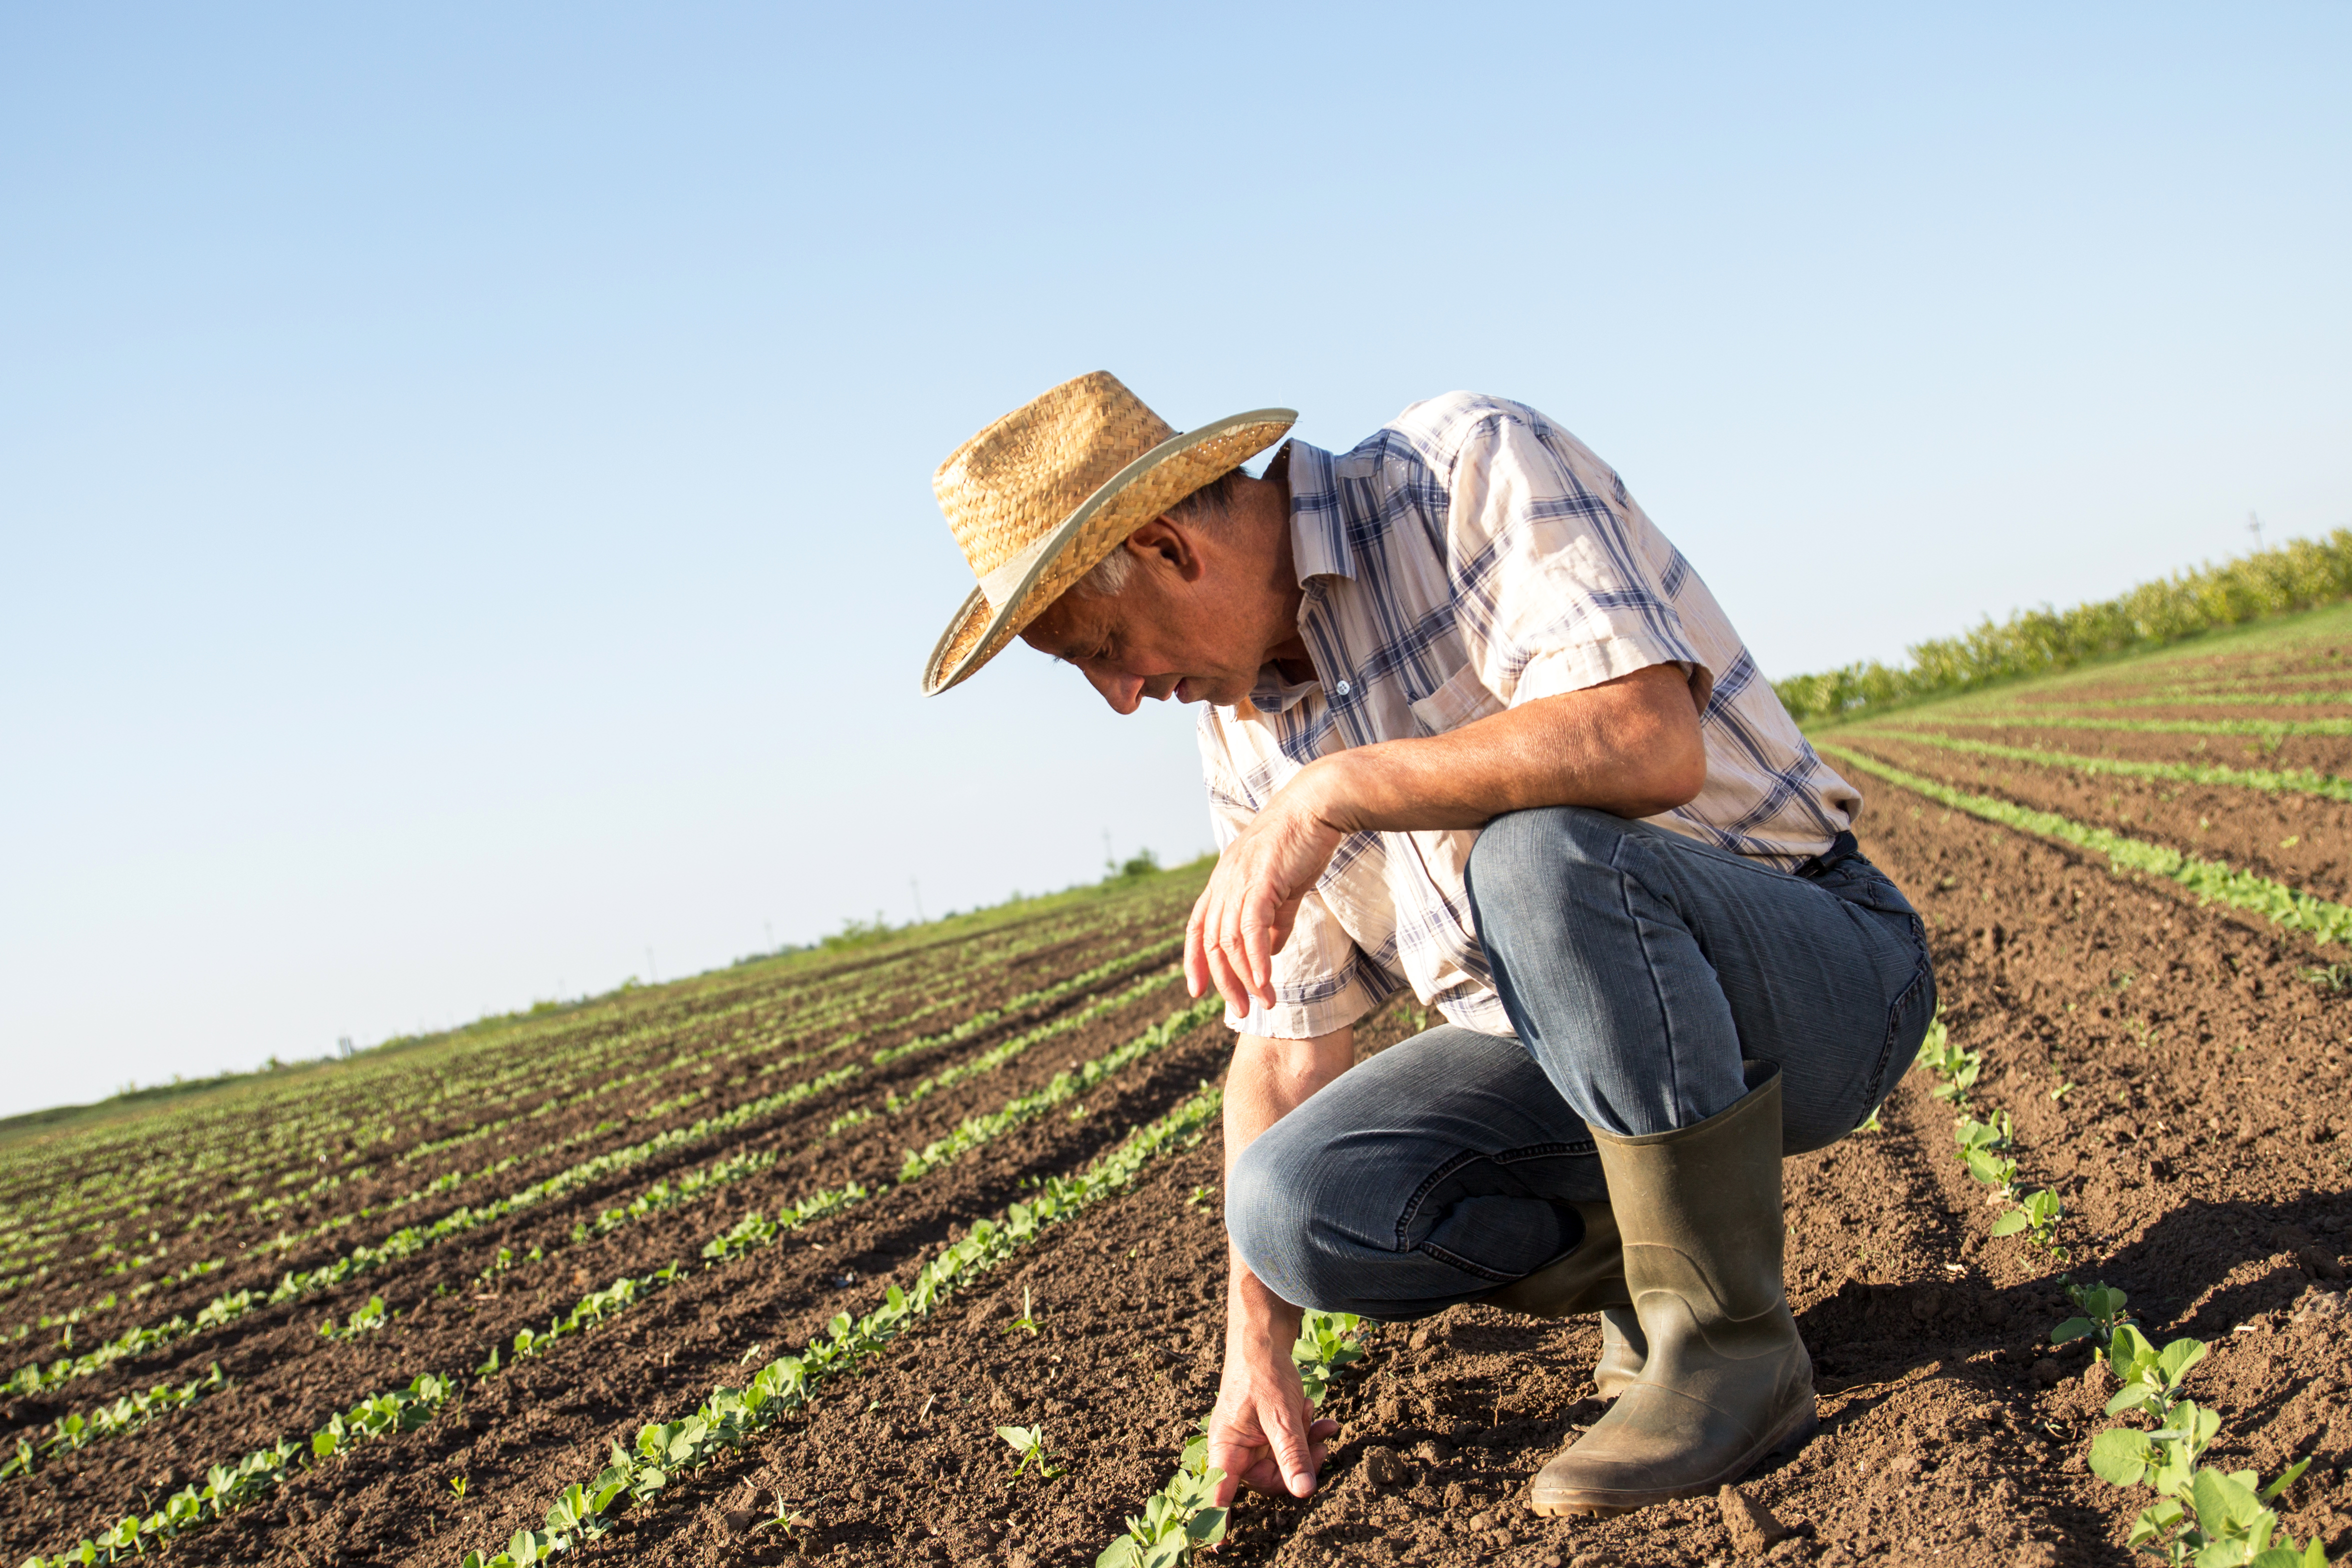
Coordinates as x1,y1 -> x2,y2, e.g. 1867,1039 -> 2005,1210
1446,417 -> 1712,707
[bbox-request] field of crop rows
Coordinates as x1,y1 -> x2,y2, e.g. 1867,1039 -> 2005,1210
6,607 -> 2352,1568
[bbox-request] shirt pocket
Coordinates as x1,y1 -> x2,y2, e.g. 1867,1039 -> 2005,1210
1408,662 -> 1506,737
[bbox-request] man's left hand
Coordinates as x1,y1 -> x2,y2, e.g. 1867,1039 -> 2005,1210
1185,767 -> 1346,1018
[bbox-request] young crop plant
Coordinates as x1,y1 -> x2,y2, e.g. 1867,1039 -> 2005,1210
1094,1310 -> 1368,1568
1913,1018 -> 2068,1260
317,1292 -> 392,1340
2088,1323 -> 2330,1564
996,1422 -> 1067,1482
450,1084 -> 1226,1568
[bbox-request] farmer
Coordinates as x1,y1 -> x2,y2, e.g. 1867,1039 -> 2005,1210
920,372 -> 1935,1518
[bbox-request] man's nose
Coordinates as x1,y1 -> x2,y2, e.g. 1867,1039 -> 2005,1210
1086,668 -> 1146,714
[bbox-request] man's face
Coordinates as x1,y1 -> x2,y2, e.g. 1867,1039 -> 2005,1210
1019,528 -> 1275,714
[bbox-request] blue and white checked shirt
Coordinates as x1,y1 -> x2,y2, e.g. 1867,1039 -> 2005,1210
1198,392 -> 1862,1041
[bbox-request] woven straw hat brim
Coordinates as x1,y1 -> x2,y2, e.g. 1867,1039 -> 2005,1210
920,408 -> 1295,696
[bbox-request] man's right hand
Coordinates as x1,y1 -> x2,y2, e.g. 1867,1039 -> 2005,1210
1207,1266 -> 1338,1505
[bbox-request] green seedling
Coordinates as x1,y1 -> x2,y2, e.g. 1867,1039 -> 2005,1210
1002,1286 -> 1040,1336
2100,1324 -> 2210,1417
1857,1106 -> 1884,1133
2083,1318 -> 2325,1566
1184,1184 -> 1216,1208
2051,1280 -> 2134,1354
2050,1080 -> 2076,1101
750,1495 -> 813,1538
318,1295 -> 392,1341
1955,1114 -> 2020,1192
1917,1022 -> 1980,1106
450,1476 -> 468,1500
1992,1188 -> 2066,1258
996,1423 -> 1066,1482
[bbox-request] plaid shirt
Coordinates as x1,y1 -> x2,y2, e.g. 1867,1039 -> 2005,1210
1198,392 -> 1861,1041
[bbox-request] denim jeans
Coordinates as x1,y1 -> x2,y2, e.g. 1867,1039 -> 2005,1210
1228,806 -> 1936,1320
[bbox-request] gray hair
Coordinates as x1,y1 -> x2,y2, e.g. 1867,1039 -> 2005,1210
1072,469 -> 1246,600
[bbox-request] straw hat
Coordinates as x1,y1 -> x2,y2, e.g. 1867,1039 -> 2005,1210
920,371 -> 1295,696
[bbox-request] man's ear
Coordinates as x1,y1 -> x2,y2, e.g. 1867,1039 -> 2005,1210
1128,518 -> 1206,582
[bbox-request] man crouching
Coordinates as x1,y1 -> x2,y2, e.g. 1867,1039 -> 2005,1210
919,372 -> 1936,1517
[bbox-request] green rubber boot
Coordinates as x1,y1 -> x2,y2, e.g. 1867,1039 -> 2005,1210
1528,1062 -> 1815,1516
1482,1204 -> 1646,1398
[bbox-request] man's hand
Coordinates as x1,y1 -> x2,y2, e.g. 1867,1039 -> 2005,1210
1186,772 -> 1344,1016
1208,1268 -> 1338,1504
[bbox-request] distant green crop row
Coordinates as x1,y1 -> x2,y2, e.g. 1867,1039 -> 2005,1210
1819,744 -> 2352,948
1776,532 -> 2352,722
1853,728 -> 2352,803
1918,712 -> 2352,740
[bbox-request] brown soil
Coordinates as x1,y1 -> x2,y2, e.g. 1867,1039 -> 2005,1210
6,802 -> 2352,1568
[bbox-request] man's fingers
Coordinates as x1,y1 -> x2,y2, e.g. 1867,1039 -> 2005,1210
1238,884 -> 1280,1004
1260,1398 -> 1320,1498
1204,938 -> 1251,1020
1182,892 -> 1212,999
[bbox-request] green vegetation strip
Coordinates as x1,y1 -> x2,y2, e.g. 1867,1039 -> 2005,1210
1775,530 -> 2352,722
0,1364 -> 226,1484
886,967 -> 1186,1112
1855,728 -> 2352,803
1912,712 -> 2352,740
1,1066 -> 864,1398
20,1373 -> 456,1567
2102,688 -> 2352,708
1818,744 -> 2352,947
450,1084 -> 1228,1568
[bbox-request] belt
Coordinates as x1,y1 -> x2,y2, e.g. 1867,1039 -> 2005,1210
1792,830 -> 1862,880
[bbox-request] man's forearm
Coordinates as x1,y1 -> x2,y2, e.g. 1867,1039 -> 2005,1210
1224,1028 -> 1354,1311
1222,1028 -> 1355,1181
1298,663 -> 1706,833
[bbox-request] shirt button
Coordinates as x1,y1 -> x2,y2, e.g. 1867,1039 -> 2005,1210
1335,680 -> 1352,697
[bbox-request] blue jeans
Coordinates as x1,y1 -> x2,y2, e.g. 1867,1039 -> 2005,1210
1228,806 -> 1936,1320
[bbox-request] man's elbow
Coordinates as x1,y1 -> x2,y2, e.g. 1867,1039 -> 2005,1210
1626,736 -> 1708,817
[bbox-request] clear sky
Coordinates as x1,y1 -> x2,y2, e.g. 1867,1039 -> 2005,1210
3,4 -> 2346,1116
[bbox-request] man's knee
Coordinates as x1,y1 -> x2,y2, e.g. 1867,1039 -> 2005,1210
1466,806 -> 1640,929
1228,1114 -> 1413,1316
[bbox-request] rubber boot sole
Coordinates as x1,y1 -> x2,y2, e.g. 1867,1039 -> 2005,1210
1526,1396 -> 1819,1518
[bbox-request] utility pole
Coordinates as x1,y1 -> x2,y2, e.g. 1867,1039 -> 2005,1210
1103,828 -> 1114,874
646,946 -> 658,984
910,878 -> 925,924
2249,510 -> 2265,552
764,920 -> 775,953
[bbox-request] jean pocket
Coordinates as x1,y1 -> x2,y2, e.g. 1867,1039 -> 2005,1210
1868,928 -> 1938,1108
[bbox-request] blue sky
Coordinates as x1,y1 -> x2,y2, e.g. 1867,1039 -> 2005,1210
3,4 -> 2346,1116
